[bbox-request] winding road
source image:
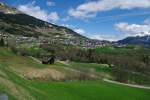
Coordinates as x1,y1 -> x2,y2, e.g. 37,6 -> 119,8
103,79 -> 150,90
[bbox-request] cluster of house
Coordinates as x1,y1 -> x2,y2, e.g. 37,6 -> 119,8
38,36 -> 110,48
0,32 -> 110,48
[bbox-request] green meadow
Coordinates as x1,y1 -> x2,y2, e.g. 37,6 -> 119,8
0,47 -> 150,100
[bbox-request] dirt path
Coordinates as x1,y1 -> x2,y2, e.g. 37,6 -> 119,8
29,56 -> 41,64
64,67 -> 83,74
103,79 -> 150,90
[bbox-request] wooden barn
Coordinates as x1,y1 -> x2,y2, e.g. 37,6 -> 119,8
42,55 -> 55,64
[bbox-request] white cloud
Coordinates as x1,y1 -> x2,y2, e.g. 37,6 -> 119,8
144,18 -> 150,24
74,28 -> 85,34
69,0 -> 150,19
47,0 -> 55,6
61,24 -> 74,28
48,12 -> 59,22
90,34 -> 119,41
17,1 -> 59,22
69,8 -> 96,19
115,22 -> 150,36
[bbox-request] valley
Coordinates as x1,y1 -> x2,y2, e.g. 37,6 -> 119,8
0,47 -> 150,100
0,2 -> 150,100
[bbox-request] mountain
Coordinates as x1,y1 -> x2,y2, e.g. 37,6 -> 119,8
0,2 -> 20,14
117,35 -> 150,46
0,2 -> 87,40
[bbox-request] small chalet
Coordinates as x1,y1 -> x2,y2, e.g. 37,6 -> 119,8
42,55 -> 55,64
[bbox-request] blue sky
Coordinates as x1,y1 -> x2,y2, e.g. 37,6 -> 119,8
2,0 -> 150,41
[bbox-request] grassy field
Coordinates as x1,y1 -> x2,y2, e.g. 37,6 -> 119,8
94,46 -> 131,54
30,80 -> 150,100
68,62 -> 111,73
0,47 -> 150,100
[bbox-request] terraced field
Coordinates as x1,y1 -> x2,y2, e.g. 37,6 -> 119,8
0,47 -> 150,100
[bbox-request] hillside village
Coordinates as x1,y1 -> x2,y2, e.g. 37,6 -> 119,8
0,32 -> 110,48
0,1 -> 150,100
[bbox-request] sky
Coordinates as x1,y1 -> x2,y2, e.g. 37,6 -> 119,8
2,0 -> 150,41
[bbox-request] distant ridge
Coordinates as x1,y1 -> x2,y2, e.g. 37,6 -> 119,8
117,35 -> 150,46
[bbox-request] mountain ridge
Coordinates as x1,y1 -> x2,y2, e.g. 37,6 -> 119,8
117,35 -> 150,46
1,2 -> 150,47
0,2 -> 87,40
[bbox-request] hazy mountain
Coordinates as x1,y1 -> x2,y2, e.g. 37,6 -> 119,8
117,35 -> 150,46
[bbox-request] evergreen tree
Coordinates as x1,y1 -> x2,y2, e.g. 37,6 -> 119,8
0,38 -> 5,46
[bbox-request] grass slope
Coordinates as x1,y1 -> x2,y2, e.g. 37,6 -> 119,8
0,47 -> 150,100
